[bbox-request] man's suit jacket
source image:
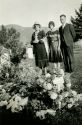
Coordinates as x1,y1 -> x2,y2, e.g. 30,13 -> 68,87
59,23 -> 76,47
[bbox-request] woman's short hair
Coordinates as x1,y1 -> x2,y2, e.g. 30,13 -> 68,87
48,21 -> 55,28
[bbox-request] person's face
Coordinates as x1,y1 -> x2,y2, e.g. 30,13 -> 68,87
60,16 -> 66,25
49,24 -> 54,30
34,25 -> 40,31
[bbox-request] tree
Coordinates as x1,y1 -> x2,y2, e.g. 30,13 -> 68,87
0,25 -> 8,45
0,25 -> 26,64
6,27 -> 20,49
71,4 -> 82,40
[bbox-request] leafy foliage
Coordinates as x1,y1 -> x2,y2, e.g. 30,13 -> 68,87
0,25 -> 8,45
0,51 -> 82,124
71,4 -> 82,40
0,25 -> 26,64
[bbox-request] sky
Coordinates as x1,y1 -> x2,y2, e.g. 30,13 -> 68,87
0,0 -> 82,27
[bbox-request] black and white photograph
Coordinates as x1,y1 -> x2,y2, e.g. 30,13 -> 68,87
0,0 -> 82,125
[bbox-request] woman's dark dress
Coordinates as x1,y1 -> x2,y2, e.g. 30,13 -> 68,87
46,30 -> 62,63
31,30 -> 48,69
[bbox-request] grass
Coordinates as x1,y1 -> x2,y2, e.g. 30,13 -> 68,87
71,40 -> 82,93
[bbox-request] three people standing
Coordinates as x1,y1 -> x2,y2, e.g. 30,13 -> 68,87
31,15 -> 76,75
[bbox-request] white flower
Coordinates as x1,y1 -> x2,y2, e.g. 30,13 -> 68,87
46,109 -> 56,116
69,98 -> 75,104
19,97 -> 28,106
59,95 -> 63,101
68,103 -> 73,109
43,82 -> 53,90
58,102 -> 62,109
77,94 -> 82,101
36,109 -> 56,119
36,110 -> 47,119
66,82 -> 71,89
0,85 -> 3,89
11,103 -> 22,113
1,53 -> 11,67
14,95 -> 21,103
71,90 -> 77,97
6,73 -> 9,78
37,78 -> 45,84
61,102 -> 66,108
47,83 -> 53,90
2,89 -> 6,94
62,91 -> 69,98
53,77 -> 64,92
7,99 -> 14,109
45,73 -> 51,78
0,64 -> 3,71
64,74 -> 71,84
6,95 -> 26,112
0,101 -> 8,106
53,76 -> 64,85
68,90 -> 77,97
49,92 -> 58,100
51,74 -> 56,80
60,69 -> 64,77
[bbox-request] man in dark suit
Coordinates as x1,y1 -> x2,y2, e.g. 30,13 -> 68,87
59,14 -> 76,74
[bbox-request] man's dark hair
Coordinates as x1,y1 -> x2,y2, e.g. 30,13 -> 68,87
60,14 -> 66,18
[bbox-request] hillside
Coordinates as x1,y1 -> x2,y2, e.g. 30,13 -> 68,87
0,24 -> 48,45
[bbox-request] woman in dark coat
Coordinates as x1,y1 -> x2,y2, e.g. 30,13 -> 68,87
46,21 -> 62,72
31,22 -> 48,74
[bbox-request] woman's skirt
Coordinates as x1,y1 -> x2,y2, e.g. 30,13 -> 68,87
49,41 -> 62,63
34,43 -> 49,69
